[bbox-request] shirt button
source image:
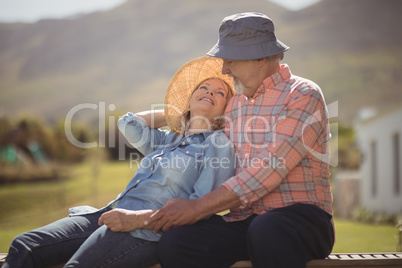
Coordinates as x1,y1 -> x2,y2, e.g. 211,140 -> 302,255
186,151 -> 190,154
182,142 -> 186,145
251,99 -> 255,103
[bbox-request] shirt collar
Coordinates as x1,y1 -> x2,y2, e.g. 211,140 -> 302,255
252,64 -> 292,98
182,130 -> 217,140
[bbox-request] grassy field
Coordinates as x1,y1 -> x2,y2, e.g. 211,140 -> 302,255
0,161 -> 135,252
332,219 -> 399,253
0,161 -> 400,253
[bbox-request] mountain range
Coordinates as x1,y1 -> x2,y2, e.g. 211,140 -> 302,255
0,0 -> 401,124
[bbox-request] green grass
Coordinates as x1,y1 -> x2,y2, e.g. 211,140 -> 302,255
332,219 -> 399,253
0,160 -> 136,252
0,161 -> 400,253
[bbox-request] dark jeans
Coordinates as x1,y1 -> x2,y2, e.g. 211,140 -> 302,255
4,208 -> 158,268
158,203 -> 335,268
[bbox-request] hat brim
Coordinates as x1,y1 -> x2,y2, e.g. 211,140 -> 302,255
207,39 -> 289,60
164,56 -> 234,132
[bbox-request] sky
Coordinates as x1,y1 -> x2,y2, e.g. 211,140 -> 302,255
0,0 -> 126,23
0,0 -> 321,23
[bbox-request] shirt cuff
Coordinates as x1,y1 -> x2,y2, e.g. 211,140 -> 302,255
222,177 -> 255,210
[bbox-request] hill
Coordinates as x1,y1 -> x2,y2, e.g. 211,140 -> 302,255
283,0 -> 402,121
0,0 -> 401,124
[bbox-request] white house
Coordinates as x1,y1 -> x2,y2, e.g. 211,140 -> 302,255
355,105 -> 402,215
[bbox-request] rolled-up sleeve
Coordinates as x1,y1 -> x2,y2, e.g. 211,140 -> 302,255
118,112 -> 169,156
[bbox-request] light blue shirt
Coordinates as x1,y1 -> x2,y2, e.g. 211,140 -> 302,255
70,113 -> 236,241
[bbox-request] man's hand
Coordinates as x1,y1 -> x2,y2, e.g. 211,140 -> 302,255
99,208 -> 154,232
144,187 -> 241,233
144,198 -> 202,233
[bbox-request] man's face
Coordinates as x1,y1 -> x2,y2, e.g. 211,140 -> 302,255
229,74 -> 247,94
221,59 -> 260,97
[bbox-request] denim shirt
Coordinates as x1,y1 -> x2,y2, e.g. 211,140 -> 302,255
70,113 -> 236,241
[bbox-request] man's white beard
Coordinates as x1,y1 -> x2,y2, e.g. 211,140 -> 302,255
229,74 -> 246,94
234,80 -> 246,94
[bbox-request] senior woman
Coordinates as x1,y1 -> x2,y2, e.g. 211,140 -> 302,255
4,56 -> 236,268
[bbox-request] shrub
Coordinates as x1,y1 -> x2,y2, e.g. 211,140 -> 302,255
351,206 -> 399,225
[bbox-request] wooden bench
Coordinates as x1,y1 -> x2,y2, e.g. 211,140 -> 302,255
1,252 -> 402,267
231,253 -> 402,267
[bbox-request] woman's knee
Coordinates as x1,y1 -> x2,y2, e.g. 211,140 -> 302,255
9,232 -> 35,254
3,232 -> 37,268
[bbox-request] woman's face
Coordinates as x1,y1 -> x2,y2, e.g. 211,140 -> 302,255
188,78 -> 230,120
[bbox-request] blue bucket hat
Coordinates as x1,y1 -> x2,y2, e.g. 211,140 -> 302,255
207,12 -> 289,60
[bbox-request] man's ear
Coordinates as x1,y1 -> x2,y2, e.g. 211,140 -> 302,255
256,57 -> 267,67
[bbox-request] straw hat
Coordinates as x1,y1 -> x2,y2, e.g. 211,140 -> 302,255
164,56 -> 234,132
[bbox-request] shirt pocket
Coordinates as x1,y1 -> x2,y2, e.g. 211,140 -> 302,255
167,147 -> 204,173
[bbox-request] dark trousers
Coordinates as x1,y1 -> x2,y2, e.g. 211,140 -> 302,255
158,203 -> 335,268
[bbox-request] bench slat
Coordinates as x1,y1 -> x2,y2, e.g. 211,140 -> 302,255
307,253 -> 402,268
1,253 -> 402,267
327,254 -> 341,260
362,254 -> 377,259
350,254 -> 364,259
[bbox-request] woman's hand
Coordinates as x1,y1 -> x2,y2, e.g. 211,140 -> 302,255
135,110 -> 166,129
98,208 -> 154,232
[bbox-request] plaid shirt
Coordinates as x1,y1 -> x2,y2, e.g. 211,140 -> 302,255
222,64 -> 333,222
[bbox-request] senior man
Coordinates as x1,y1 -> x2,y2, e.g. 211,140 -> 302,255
147,12 -> 335,268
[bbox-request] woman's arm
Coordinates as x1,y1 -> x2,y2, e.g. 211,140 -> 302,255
135,110 -> 167,129
118,111 -> 169,156
98,208 -> 157,232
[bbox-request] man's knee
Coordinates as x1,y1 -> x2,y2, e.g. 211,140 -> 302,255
247,213 -> 306,267
158,227 -> 189,261
247,211 -> 307,258
247,213 -> 284,248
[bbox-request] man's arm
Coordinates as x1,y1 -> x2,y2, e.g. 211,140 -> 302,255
145,88 -> 328,231
223,89 -> 329,207
145,186 -> 241,232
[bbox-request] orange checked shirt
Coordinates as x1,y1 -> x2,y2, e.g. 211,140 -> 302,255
222,64 -> 333,222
